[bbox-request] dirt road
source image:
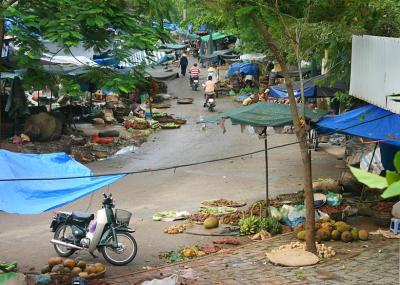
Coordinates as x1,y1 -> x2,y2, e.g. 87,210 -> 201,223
0,58 -> 340,276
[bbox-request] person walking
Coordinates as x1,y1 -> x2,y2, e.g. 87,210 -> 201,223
179,53 -> 188,76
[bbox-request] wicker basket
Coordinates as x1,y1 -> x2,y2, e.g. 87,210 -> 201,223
355,201 -> 375,217
372,208 -> 392,227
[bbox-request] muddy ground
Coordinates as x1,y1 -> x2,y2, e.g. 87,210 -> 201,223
0,57 -> 342,277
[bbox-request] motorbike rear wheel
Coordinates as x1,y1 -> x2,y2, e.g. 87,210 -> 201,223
101,232 -> 137,266
53,224 -> 76,257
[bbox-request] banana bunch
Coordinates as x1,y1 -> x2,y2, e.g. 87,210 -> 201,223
239,216 -> 259,235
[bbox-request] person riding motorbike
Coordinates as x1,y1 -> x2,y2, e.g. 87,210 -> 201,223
203,75 -> 215,107
189,63 -> 200,86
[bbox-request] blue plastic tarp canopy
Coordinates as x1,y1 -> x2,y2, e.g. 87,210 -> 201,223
226,62 -> 259,80
316,105 -> 400,146
0,150 -> 125,214
269,85 -> 316,98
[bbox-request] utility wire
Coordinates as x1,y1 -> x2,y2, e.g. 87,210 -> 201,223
0,110 -> 395,182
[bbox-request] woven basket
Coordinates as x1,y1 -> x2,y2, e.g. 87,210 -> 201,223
355,201 -> 374,217
372,208 -> 392,227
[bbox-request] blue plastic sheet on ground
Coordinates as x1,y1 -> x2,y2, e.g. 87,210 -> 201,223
316,105 -> 400,146
269,85 -> 316,98
0,150 -> 125,214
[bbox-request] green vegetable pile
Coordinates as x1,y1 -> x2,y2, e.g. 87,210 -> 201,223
239,216 -> 282,235
199,207 -> 236,215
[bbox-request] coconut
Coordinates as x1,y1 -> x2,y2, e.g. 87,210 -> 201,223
341,231 -> 353,243
331,230 -> 341,241
358,229 -> 369,241
297,230 -> 306,241
204,216 -> 219,229
316,228 -> 331,241
351,228 -> 359,240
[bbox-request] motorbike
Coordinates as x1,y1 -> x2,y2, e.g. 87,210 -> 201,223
190,76 -> 199,91
204,92 -> 216,112
50,193 -> 137,266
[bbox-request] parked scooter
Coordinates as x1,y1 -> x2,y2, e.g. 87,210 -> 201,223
204,92 -> 216,112
50,193 -> 137,266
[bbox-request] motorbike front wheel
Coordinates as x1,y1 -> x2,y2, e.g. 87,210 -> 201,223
101,232 -> 137,266
53,224 -> 76,257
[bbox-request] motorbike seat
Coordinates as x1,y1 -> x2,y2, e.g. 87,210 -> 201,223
71,211 -> 94,221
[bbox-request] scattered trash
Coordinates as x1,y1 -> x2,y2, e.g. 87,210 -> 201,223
153,211 -> 190,222
141,274 -> 178,285
114,145 -> 137,156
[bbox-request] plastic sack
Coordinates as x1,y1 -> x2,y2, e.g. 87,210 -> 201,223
315,210 -> 330,220
268,206 -> 282,220
282,205 -> 306,228
326,191 -> 343,206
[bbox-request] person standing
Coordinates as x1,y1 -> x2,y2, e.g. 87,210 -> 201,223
179,53 -> 188,76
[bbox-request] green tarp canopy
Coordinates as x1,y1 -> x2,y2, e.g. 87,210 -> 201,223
201,102 -> 328,126
201,32 -> 228,42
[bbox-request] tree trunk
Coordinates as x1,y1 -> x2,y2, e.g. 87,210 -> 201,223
250,12 -> 316,253
0,17 -> 5,61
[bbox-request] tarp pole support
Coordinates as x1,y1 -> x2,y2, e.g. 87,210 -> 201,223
360,142 -> 379,201
265,135 -> 269,218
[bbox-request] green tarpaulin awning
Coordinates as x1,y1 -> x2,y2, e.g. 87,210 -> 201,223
201,32 -> 228,42
202,102 -> 328,126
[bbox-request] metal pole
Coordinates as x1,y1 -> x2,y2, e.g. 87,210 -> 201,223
265,134 -> 269,218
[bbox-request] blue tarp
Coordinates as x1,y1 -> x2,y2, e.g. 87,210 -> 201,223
269,85 -> 316,98
226,62 -> 259,80
0,150 -> 125,214
316,105 -> 400,146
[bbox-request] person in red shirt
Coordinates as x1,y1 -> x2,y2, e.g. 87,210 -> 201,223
189,63 -> 200,85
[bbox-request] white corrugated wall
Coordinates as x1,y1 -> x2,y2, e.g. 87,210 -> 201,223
350,35 -> 400,114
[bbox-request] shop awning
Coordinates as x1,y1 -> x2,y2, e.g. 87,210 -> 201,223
316,105 -> 400,146
201,32 -> 228,42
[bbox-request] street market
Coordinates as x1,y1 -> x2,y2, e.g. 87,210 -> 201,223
0,1 -> 400,285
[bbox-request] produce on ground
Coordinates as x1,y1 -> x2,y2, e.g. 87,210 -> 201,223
160,123 -> 181,129
203,216 -> 219,229
124,117 -> 150,130
181,247 -> 206,258
201,199 -> 246,208
318,204 -> 349,214
239,215 -> 282,235
201,244 -> 221,254
0,261 -> 17,273
273,241 -> 336,259
295,218 -> 369,243
219,211 -> 244,226
41,258 -> 105,279
157,117 -> 176,123
188,213 -> 211,223
213,237 -> 241,245
251,230 -> 271,240
199,207 -> 236,215
163,224 -> 186,234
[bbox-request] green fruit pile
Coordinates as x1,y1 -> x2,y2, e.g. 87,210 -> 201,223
295,218 -> 369,243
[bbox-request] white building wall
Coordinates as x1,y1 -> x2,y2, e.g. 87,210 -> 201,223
350,35 -> 400,114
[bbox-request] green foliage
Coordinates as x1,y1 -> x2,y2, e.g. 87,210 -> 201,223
350,151 -> 400,199
259,216 -> 282,234
1,0 -> 169,93
239,215 -> 281,235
